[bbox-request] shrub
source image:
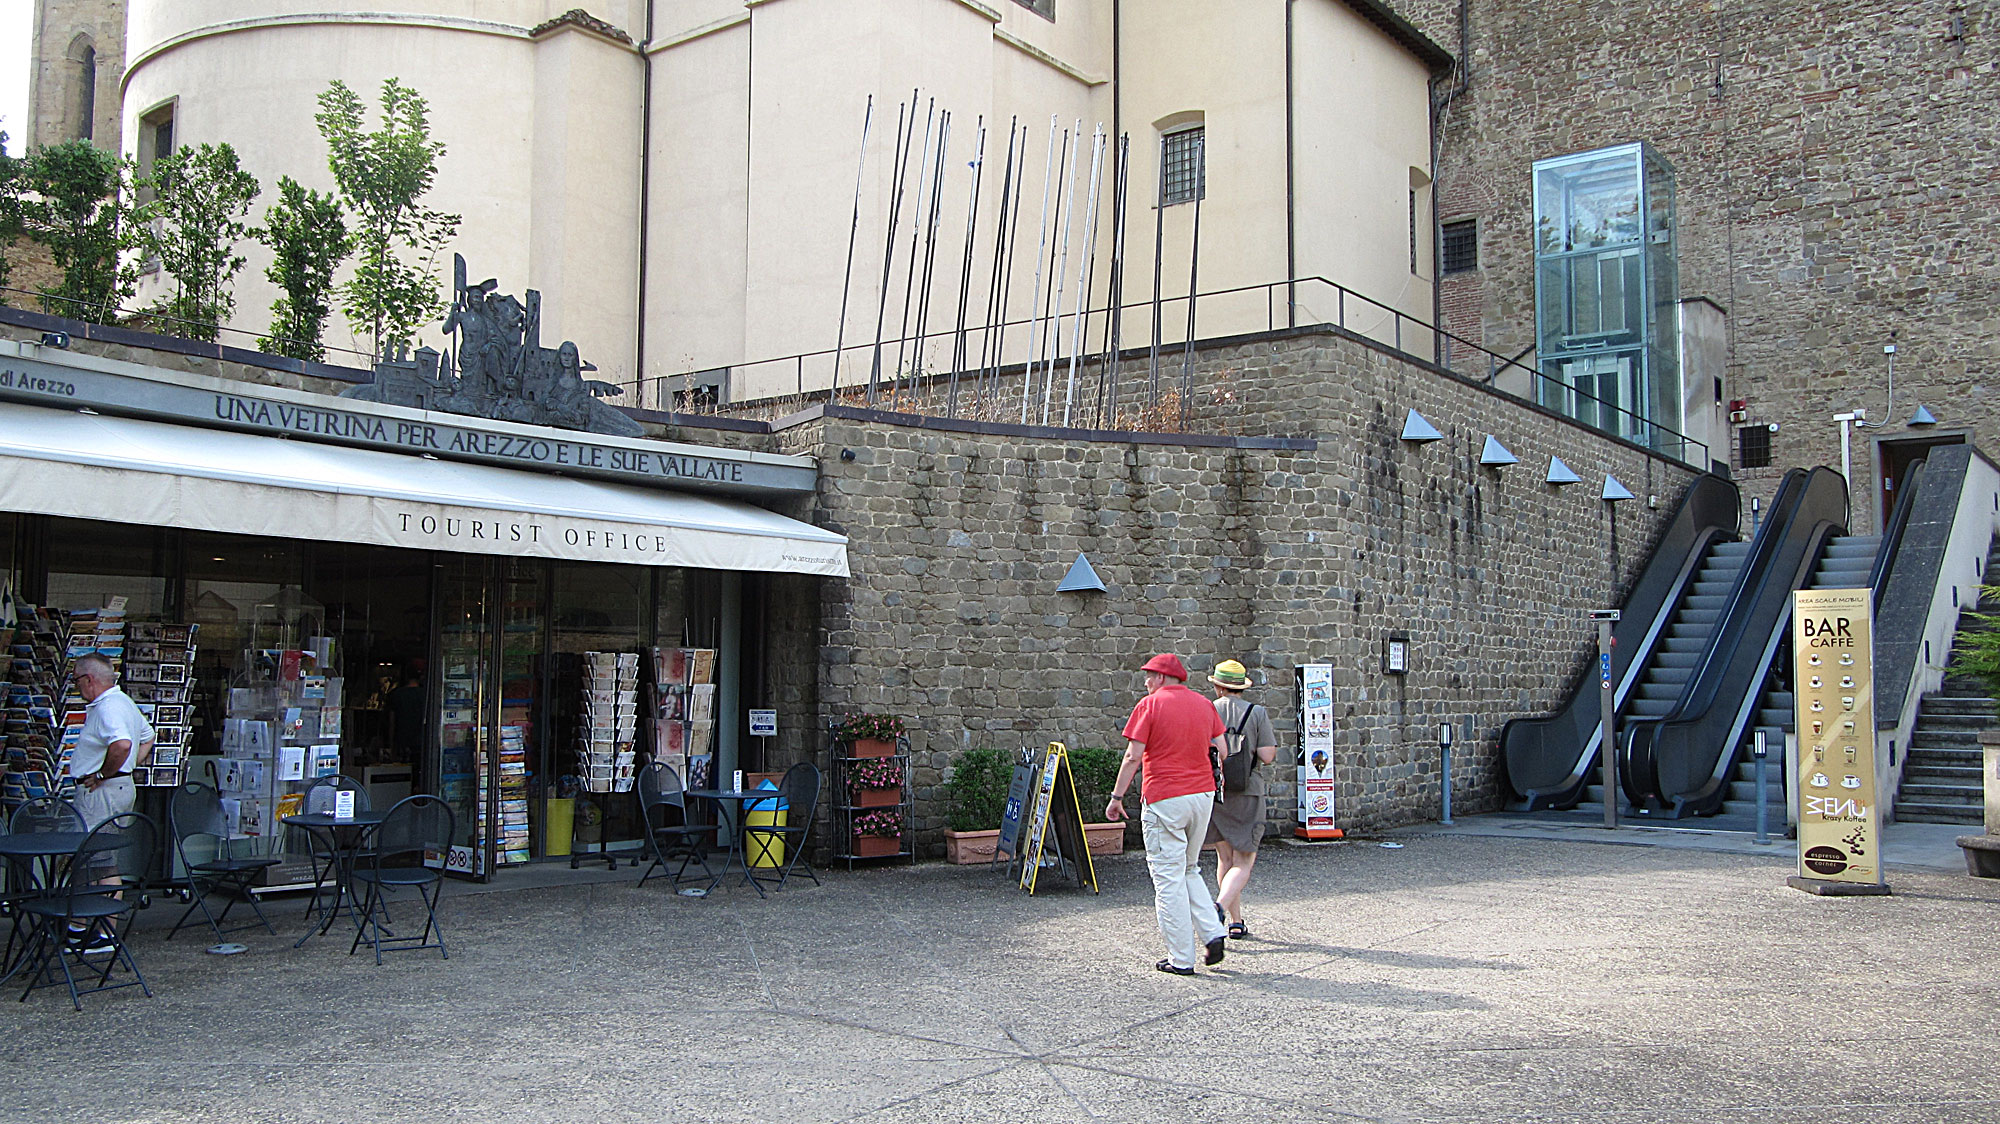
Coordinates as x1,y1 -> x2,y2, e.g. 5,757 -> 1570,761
943,747 -> 1012,833
1067,746 -> 1124,814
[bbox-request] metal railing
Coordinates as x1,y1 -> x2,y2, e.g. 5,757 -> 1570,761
650,273 -> 1709,465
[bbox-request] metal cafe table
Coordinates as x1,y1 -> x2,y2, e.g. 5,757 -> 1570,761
0,831 -> 92,981
281,810 -> 389,946
683,788 -> 774,899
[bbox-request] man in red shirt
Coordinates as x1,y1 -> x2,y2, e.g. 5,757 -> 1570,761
1105,653 -> 1229,975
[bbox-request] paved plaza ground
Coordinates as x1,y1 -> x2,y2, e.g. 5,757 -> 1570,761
7,824 -> 1999,1123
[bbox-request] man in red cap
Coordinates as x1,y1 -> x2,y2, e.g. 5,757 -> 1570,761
1105,653 -> 1229,975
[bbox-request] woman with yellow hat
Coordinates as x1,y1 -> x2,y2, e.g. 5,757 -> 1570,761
1206,659 -> 1276,939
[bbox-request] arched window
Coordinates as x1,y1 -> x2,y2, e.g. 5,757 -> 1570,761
66,34 -> 97,141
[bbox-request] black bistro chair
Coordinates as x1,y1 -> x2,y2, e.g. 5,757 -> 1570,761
747,761 -> 822,892
3,797 -> 86,965
635,761 -> 718,892
348,795 -> 453,965
10,795 -> 83,834
297,776 -> 372,924
16,811 -> 157,1010
166,782 -> 279,942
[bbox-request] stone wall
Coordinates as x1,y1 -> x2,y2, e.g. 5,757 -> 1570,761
1391,0 -> 2000,532
781,326 -> 1705,853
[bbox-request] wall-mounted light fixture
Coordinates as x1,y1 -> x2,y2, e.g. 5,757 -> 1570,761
1546,456 -> 1581,486
1479,435 -> 1518,467
1056,552 -> 1106,593
1400,409 -> 1443,443
1602,474 -> 1635,502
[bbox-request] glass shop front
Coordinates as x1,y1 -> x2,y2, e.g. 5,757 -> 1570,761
0,511 -> 780,881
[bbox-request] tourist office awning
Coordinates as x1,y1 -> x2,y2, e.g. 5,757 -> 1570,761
0,404 -> 849,577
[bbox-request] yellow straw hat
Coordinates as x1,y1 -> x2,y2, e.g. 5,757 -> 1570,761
1208,660 -> 1250,689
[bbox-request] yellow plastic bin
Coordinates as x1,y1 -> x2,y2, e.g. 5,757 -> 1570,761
745,786 -> 787,869
543,797 -> 575,857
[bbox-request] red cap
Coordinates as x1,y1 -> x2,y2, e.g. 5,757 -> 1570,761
1141,653 -> 1188,681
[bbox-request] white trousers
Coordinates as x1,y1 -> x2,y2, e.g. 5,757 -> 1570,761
1141,791 -> 1227,969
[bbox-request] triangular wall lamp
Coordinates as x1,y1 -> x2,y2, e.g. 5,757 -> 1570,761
1400,409 -> 1443,443
1479,436 -> 1518,467
1056,552 -> 1107,593
1546,456 -> 1581,485
1602,474 -> 1635,502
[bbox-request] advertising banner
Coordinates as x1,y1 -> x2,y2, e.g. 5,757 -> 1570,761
1295,664 -> 1340,839
1790,588 -> 1886,892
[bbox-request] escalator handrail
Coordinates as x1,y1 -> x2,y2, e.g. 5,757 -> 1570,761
1620,468 -> 1848,808
1499,473 -> 1740,805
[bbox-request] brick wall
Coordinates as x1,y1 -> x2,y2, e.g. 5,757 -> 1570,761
1392,0 -> 1999,532
780,327 -> 1703,852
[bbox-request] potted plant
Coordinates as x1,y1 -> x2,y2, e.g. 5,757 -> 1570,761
942,747 -> 1011,864
1068,746 -> 1129,856
839,713 -> 906,758
849,756 -> 904,808
851,807 -> 903,858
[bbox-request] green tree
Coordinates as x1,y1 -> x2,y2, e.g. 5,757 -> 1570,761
22,139 -> 135,323
133,142 -> 260,342
314,78 -> 460,360
255,176 -> 351,361
0,129 -> 24,304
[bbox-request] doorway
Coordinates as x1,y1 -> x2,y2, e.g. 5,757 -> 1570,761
1877,433 -> 1964,527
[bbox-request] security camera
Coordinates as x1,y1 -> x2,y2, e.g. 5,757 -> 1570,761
1767,422 -> 1779,433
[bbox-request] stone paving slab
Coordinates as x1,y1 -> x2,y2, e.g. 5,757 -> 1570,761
4,835 -> 1998,1123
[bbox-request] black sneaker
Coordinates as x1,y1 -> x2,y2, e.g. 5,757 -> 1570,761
1155,958 -> 1195,976
1204,936 -> 1227,966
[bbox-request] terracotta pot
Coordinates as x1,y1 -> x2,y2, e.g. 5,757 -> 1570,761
853,834 -> 901,858
853,785 -> 901,808
1084,821 -> 1126,856
851,737 -> 898,758
944,828 -> 1002,864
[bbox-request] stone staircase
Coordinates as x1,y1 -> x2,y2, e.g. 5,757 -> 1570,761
1894,546 -> 2000,825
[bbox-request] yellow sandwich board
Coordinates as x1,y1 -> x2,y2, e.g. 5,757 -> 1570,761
1017,742 -> 1099,895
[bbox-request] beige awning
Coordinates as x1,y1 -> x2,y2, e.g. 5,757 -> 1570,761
0,403 -> 848,576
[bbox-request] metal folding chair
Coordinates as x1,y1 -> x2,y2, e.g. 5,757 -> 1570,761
16,811 -> 157,1011
296,776 -> 371,926
348,796 -> 453,965
748,762 -> 822,891
166,782 -> 279,942
635,761 -> 718,892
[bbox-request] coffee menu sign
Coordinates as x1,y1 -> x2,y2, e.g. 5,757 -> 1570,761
0,349 -> 815,498
1790,588 -> 1885,890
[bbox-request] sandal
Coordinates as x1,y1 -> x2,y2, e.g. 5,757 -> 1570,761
1227,921 -> 1250,939
1155,958 -> 1195,976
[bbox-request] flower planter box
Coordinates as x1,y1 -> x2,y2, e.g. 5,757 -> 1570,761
853,785 -> 901,809
851,738 -> 898,758
1084,821 -> 1126,856
944,828 -> 1002,864
852,834 -> 902,858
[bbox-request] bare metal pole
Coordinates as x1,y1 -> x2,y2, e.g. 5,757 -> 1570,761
1044,122 -> 1082,426
1062,126 -> 1106,428
1033,126 -> 1072,424
1099,133 -> 1131,428
982,121 -> 1024,414
829,96 -> 875,399
869,94 -> 918,404
948,117 -> 987,418
1179,134 -> 1205,429
911,111 -> 952,409
894,99 -> 938,404
1020,116 -> 1059,424
1147,144 -> 1165,410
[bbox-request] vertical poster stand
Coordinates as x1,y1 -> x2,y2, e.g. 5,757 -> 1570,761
1295,664 -> 1342,839
1788,588 -> 1890,896
995,751 -> 1036,875
1016,742 -> 1099,895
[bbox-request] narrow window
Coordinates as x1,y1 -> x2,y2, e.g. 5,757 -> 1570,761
136,101 -> 177,204
1737,424 -> 1772,469
1160,126 -> 1205,207
78,48 -> 96,141
1442,219 -> 1479,274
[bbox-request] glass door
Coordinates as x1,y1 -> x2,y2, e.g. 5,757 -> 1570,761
432,556 -> 498,880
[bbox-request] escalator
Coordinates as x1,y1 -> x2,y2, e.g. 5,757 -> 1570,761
1499,474 -> 1740,810
1621,467 -> 1849,816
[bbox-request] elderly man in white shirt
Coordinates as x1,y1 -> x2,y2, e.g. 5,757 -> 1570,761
69,653 -> 153,833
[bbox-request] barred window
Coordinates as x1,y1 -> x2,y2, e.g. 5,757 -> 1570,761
1160,127 -> 1205,207
1737,423 -> 1772,469
1442,219 -> 1478,274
